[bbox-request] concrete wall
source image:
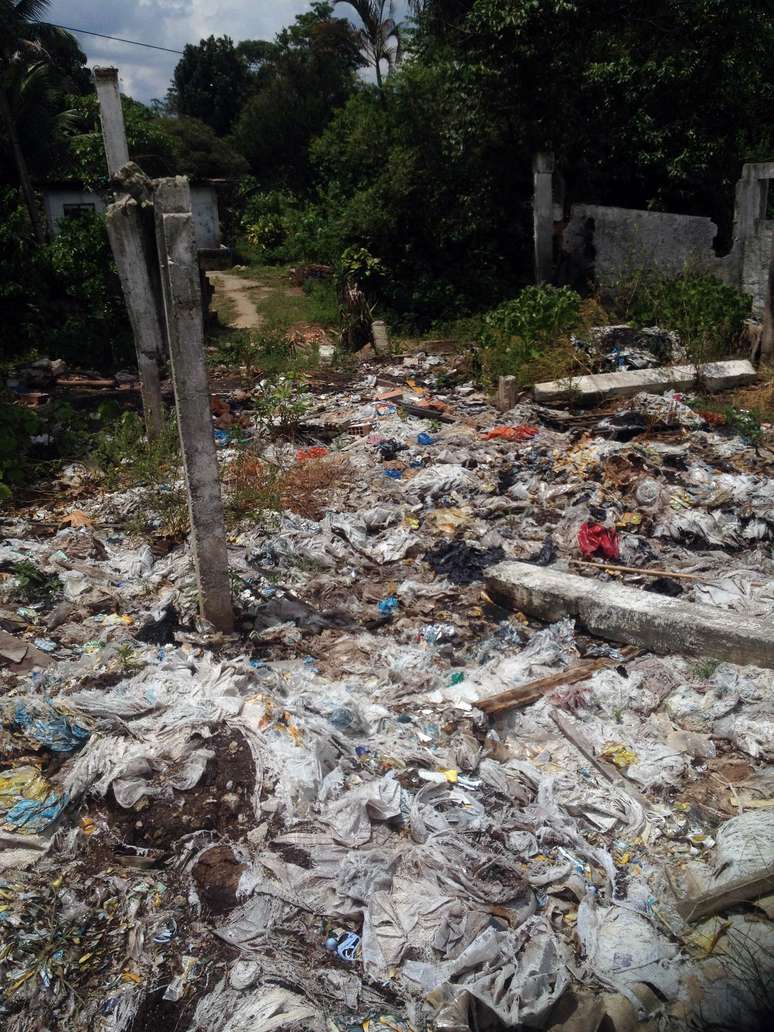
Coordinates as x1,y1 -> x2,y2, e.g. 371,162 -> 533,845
45,185 -> 222,250
560,162 -> 774,317
44,189 -> 106,234
190,186 -> 221,249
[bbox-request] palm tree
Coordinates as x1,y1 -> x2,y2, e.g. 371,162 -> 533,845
0,0 -> 71,243
333,1 -> 402,89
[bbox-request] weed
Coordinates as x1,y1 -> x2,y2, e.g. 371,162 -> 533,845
9,561 -> 62,606
224,450 -> 351,525
114,642 -> 140,673
93,411 -> 181,491
279,455 -> 351,521
253,375 -> 308,438
476,285 -> 587,386
612,268 -> 751,363
692,657 -> 720,680
224,451 -> 282,525
723,405 -> 763,446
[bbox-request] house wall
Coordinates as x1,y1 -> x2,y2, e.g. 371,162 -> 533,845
44,185 -> 222,251
44,189 -> 106,233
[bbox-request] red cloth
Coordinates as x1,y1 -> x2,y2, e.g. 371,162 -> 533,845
296,447 -> 329,462
578,522 -> 620,559
481,425 -> 539,441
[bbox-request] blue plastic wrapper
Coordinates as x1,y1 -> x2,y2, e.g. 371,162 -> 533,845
416,432 -> 434,445
383,469 -> 403,480
14,704 -> 90,753
377,596 -> 399,616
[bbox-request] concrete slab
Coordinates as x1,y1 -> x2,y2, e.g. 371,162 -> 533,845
533,359 -> 757,404
486,561 -> 774,669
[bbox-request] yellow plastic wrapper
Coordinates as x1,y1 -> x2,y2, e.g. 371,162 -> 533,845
600,742 -> 638,769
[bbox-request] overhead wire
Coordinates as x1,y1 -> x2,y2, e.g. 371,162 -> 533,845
45,23 -> 184,55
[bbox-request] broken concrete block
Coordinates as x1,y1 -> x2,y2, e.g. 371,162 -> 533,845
486,561 -> 774,669
533,360 -> 757,404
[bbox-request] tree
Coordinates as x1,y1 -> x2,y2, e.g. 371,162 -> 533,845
159,115 -> 249,179
171,35 -> 250,135
230,3 -> 364,189
0,0 -> 79,243
64,94 -> 178,190
334,1 -> 402,88
411,1 -> 774,242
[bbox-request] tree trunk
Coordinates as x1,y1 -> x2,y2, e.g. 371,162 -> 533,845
0,88 -> 46,245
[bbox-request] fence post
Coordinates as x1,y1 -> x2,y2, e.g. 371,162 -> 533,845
533,152 -> 555,284
154,177 -> 234,633
94,66 -> 165,439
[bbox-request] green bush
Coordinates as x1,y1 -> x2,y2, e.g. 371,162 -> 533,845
477,285 -> 584,384
0,399 -> 40,504
42,212 -> 134,368
621,271 -> 751,362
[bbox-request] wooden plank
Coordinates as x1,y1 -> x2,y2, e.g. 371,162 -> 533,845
475,647 -> 637,715
676,868 -> 774,923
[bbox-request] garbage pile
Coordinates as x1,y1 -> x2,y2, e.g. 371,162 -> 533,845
1,348 -> 773,1032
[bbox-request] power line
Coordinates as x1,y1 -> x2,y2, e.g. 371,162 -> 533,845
46,23 -> 184,56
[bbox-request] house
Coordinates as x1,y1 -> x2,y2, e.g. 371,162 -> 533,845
41,180 -> 225,251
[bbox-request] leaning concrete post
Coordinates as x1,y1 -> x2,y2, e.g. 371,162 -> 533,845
95,67 -> 165,439
533,152 -> 555,284
106,203 -> 165,437
93,67 -> 129,175
154,177 -> 234,633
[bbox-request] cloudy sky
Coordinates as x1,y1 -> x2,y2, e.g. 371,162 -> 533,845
47,1 -> 364,103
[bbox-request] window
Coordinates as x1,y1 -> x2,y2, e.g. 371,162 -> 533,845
62,203 -> 96,219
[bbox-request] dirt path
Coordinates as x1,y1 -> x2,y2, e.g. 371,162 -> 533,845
207,271 -> 270,330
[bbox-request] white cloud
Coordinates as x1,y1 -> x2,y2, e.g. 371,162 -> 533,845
47,0 -> 320,102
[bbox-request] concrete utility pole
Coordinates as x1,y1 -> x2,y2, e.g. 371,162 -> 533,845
95,67 -> 165,439
154,177 -> 234,633
533,152 -> 555,284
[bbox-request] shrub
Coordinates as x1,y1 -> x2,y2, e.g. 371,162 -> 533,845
616,270 -> 751,362
477,285 -> 584,385
0,399 -> 40,504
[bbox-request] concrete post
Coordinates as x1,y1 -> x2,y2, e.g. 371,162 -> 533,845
106,201 -> 165,438
496,375 -> 517,411
93,68 -> 130,176
95,65 -> 165,439
533,152 -> 555,284
154,177 -> 234,633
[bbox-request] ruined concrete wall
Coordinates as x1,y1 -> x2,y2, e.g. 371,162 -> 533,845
561,162 -> 774,317
190,186 -> 221,250
564,204 -> 721,285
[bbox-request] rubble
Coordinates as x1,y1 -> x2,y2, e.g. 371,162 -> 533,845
1,346 -> 773,1031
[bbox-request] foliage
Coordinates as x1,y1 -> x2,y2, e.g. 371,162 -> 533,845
157,115 -> 248,179
334,1 -> 403,87
92,410 -> 180,491
0,396 -> 39,503
0,188 -> 132,366
229,3 -> 364,189
412,1 -> 774,246
616,270 -> 751,362
253,375 -> 309,438
64,94 -> 177,190
8,559 -> 62,605
477,285 -> 584,383
40,211 -> 133,367
171,35 -> 250,135
723,405 -> 763,447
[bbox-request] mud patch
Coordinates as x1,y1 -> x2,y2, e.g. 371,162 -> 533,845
101,729 -> 256,852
